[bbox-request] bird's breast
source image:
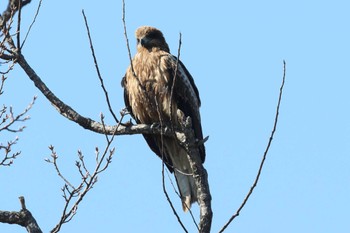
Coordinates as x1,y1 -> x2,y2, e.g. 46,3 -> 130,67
126,54 -> 175,124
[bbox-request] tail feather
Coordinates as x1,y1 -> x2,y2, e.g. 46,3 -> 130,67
174,170 -> 197,212
161,137 -> 198,211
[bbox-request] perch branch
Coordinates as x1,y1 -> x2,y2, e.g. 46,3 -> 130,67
14,52 -> 180,137
177,117 -> 212,233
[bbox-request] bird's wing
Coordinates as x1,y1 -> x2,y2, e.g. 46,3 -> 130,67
166,55 -> 206,162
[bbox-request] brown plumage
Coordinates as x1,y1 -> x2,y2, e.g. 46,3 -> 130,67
122,26 -> 205,211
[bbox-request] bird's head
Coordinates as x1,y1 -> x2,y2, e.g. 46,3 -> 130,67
135,26 -> 170,53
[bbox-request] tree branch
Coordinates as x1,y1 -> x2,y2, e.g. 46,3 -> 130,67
81,10 -> 120,124
21,0 -> 42,49
0,0 -> 32,29
218,60 -> 287,233
14,52 -> 180,138
176,117 -> 212,233
0,1 -> 286,232
48,114 -> 117,233
0,93 -> 35,166
0,196 -> 42,233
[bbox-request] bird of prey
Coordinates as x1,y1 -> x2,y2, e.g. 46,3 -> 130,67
122,26 -> 205,211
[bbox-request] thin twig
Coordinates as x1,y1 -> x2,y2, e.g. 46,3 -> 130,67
0,75 -> 6,93
0,95 -> 36,132
121,0 -> 136,77
47,146 -> 76,190
82,10 -> 119,124
121,0 -> 148,102
0,137 -> 21,166
169,32 -> 182,137
21,0 -> 42,49
16,0 -> 21,51
50,115 -> 119,233
218,60 -> 287,233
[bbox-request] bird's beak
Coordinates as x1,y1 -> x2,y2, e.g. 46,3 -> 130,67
140,36 -> 150,47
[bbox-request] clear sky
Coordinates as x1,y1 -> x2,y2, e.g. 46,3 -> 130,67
1,0 -> 350,232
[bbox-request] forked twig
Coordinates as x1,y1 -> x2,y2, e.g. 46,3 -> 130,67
218,60 -> 287,233
49,114 -> 118,233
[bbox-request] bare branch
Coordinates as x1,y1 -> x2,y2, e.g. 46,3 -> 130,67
218,61 -> 287,233
169,32 -> 182,139
0,0 -> 179,141
82,10 -> 120,124
46,146 -> 76,190
0,2 -> 287,232
50,114 -> 118,233
0,7 -> 17,57
0,95 -> 35,166
0,0 -> 32,29
16,0 -> 22,50
176,117 -> 212,233
0,95 -> 36,133
0,196 -> 42,233
122,0 -> 136,77
0,75 -> 6,94
21,0 -> 42,49
14,53 -> 168,136
0,137 -> 20,166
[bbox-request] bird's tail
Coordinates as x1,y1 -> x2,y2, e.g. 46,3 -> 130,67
161,137 -> 198,211
174,168 -> 198,212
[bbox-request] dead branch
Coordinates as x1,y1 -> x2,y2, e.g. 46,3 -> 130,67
0,196 -> 42,233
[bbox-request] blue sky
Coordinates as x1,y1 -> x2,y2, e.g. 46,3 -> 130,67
1,0 -> 350,232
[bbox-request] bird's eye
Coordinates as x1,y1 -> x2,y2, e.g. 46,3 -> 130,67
137,38 -> 140,44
